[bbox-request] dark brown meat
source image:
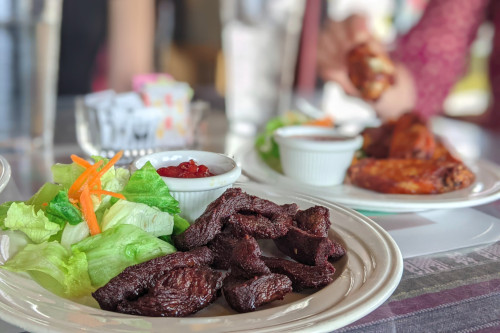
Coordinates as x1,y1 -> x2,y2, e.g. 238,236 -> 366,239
229,235 -> 270,279
389,112 -> 436,159
274,226 -> 345,266
280,203 -> 299,217
208,232 -> 240,270
223,274 -> 292,313
294,206 -> 330,237
116,267 -> 224,317
347,158 -> 476,194
174,188 -> 295,251
361,121 -> 395,159
227,213 -> 290,239
261,256 -> 336,291
92,247 -> 214,311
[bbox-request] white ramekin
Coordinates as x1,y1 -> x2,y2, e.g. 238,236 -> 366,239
133,150 -> 241,223
274,126 -> 363,186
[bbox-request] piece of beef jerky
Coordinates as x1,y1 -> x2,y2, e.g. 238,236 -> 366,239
174,188 -> 295,251
294,206 -> 331,237
226,213 -> 290,239
229,235 -> 270,279
207,232 -> 239,270
116,266 -> 224,317
223,274 -> 292,313
92,247 -> 213,311
274,226 -> 343,266
261,256 -> 336,291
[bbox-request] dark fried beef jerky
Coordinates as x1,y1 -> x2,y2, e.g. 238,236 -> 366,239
223,274 -> 292,313
115,267 -> 224,317
174,188 -> 295,251
274,226 -> 344,266
226,213 -> 290,239
329,241 -> 346,261
208,232 -> 239,270
229,235 -> 270,279
294,206 -> 331,237
261,256 -> 336,291
280,203 -> 299,217
92,247 -> 213,311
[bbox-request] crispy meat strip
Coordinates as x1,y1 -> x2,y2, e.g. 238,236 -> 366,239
261,256 -> 336,291
223,274 -> 292,313
294,206 -> 331,238
173,188 -> 296,251
274,226 -> 345,266
207,232 -> 240,270
115,267 -> 224,317
228,235 -> 270,279
226,213 -> 290,239
92,247 -> 214,311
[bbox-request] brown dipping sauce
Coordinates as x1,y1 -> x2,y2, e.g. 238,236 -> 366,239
289,135 -> 353,142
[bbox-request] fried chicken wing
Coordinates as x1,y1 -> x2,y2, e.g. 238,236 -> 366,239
389,113 -> 436,159
347,43 -> 395,101
346,158 -> 475,194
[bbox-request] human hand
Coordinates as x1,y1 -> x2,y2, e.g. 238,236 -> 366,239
317,14 -> 373,96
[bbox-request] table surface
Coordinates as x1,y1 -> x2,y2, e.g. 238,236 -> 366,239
0,97 -> 499,333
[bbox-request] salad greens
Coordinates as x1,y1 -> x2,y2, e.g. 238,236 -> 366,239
0,152 -> 190,298
255,112 -> 312,173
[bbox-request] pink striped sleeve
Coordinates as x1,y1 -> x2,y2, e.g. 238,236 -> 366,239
392,0 -> 489,118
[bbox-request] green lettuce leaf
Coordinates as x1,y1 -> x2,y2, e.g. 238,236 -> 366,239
119,161 -> 180,215
60,221 -> 90,249
71,224 -> 176,287
45,191 -> 83,226
4,202 -> 61,243
101,200 -> 174,237
25,182 -> 64,212
1,241 -> 94,298
51,163 -> 86,189
255,112 -> 310,173
173,215 -> 190,235
0,201 -> 20,230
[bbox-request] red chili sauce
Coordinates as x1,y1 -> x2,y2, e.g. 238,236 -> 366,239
157,159 -> 215,178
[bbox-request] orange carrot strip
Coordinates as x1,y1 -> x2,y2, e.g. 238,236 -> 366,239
68,160 -> 104,199
80,185 -> 101,236
304,117 -> 334,127
88,150 -> 123,188
70,155 -> 92,168
90,189 -> 126,200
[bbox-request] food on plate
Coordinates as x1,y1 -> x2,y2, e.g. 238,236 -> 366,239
347,158 -> 475,194
348,113 -> 476,194
347,43 -> 395,101
94,187 -> 345,315
157,159 -> 215,178
255,112 -> 335,172
0,151 -> 189,298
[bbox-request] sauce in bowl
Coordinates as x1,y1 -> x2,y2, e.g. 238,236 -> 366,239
157,159 -> 215,178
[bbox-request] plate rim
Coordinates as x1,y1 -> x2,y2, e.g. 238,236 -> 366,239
0,182 -> 403,333
239,148 -> 500,212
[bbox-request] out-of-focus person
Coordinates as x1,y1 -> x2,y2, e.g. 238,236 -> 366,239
318,0 -> 500,129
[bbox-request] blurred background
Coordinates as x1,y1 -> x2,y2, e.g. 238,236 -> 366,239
0,0 -> 496,151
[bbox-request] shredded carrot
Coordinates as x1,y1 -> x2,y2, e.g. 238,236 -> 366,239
90,189 -> 126,200
41,202 -> 48,207
68,160 -> 104,200
88,151 -> 124,189
304,117 -> 334,127
80,185 -> 101,235
71,155 -> 92,168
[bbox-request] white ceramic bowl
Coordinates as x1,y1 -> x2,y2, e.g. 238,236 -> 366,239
274,126 -> 363,186
134,150 -> 241,223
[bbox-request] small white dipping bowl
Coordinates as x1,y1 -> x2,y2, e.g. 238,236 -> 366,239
274,126 -> 363,186
133,150 -> 241,223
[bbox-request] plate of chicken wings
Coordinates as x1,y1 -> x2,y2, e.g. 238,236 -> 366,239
242,113 -> 500,212
0,182 -> 402,333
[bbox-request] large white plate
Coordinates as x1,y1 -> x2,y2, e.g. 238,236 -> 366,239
239,148 -> 500,212
0,182 -> 402,333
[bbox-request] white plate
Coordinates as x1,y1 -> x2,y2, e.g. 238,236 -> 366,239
239,148 -> 500,212
0,182 -> 402,333
0,155 -> 11,195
